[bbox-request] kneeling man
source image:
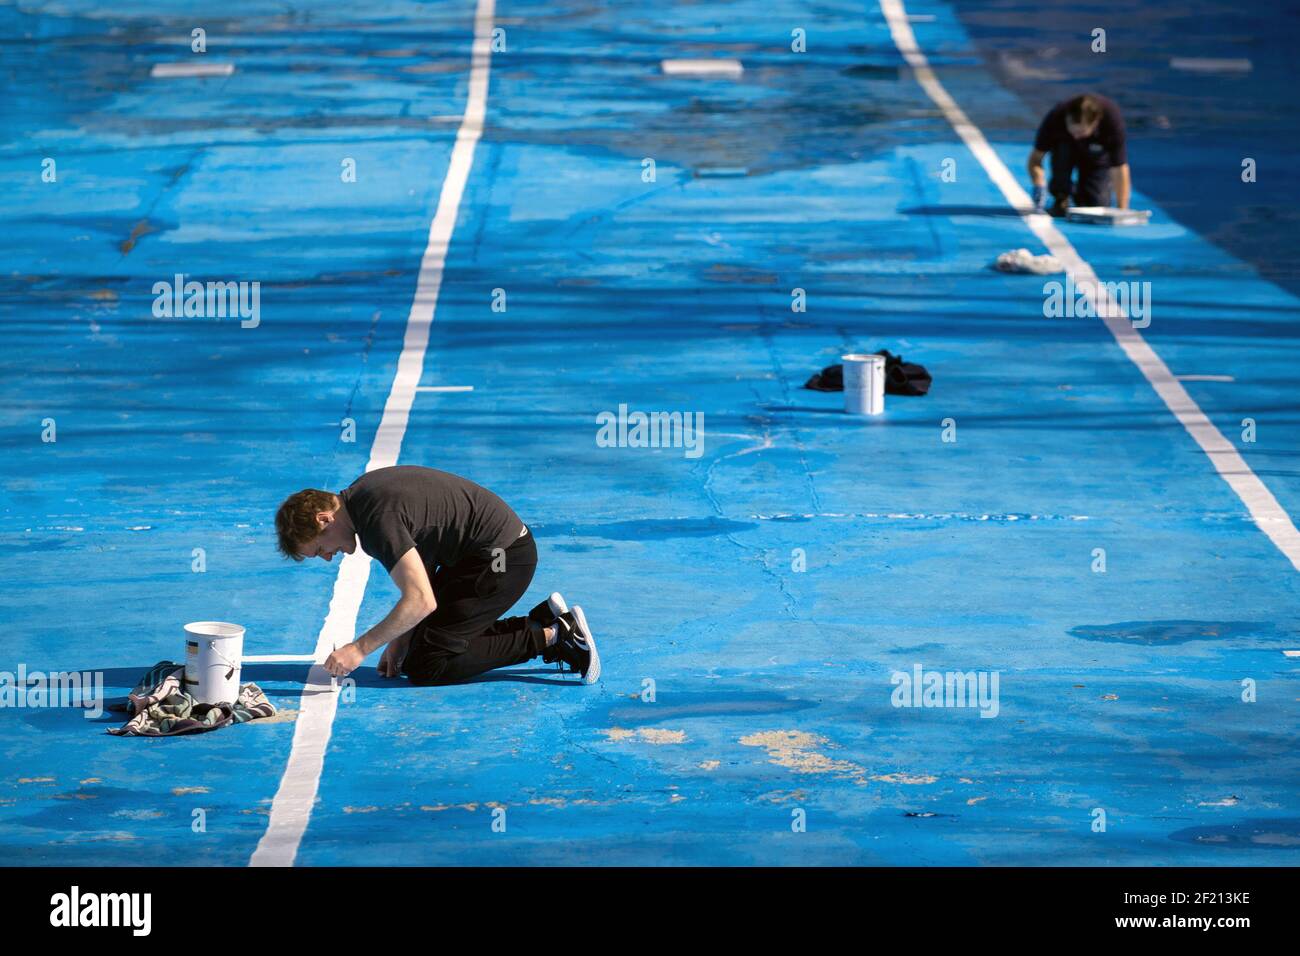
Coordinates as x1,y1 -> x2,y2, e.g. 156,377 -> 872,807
275,465 -> 599,685
1028,92 -> 1131,216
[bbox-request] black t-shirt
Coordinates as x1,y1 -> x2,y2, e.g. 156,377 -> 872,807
338,466 -> 525,574
1034,94 -> 1128,167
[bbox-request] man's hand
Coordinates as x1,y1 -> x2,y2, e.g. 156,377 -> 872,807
378,631 -> 412,678
324,641 -> 366,678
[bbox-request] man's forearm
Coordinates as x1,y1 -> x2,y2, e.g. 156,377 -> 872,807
356,595 -> 435,655
1112,165 -> 1131,208
1028,160 -> 1046,186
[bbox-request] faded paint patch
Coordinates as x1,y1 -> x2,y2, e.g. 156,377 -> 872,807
112,808 -> 165,820
698,760 -> 720,770
120,219 -> 159,254
739,730 -> 866,783
17,777 -> 55,785
872,772 -> 939,785
172,786 -> 209,796
757,789 -> 808,804
48,832 -> 136,845
601,727 -> 687,744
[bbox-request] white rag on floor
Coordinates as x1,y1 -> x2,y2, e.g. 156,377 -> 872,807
993,248 -> 1063,275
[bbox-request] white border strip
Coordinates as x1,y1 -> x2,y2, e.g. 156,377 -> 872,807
880,0 -> 1300,573
250,0 -> 498,867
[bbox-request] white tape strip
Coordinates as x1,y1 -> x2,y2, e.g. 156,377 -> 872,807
250,0 -> 499,867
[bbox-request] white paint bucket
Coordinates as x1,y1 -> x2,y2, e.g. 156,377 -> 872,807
841,353 -> 885,415
184,621 -> 244,705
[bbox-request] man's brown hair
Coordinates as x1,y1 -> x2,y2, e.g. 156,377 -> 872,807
1066,95 -> 1103,128
275,489 -> 339,560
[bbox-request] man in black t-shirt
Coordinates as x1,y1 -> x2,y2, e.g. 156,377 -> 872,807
275,465 -> 600,686
1027,93 -> 1131,216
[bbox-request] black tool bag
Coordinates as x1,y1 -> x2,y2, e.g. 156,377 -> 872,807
803,350 -> 932,396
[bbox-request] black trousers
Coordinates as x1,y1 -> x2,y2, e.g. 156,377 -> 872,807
401,530 -> 545,686
1048,140 -> 1112,207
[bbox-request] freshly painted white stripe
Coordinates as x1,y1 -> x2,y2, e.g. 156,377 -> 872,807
241,654 -> 319,663
1176,374 -> 1235,382
250,0 -> 498,867
414,384 -> 475,392
151,61 -> 235,78
1170,57 -> 1252,73
880,0 -> 1300,573
661,58 -> 744,77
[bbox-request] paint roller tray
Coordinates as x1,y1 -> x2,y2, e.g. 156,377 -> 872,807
1066,206 -> 1151,226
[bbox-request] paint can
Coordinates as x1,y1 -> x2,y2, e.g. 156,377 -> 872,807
184,621 -> 244,705
841,353 -> 885,415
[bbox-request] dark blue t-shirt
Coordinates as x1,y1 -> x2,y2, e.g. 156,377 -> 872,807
1034,93 -> 1128,167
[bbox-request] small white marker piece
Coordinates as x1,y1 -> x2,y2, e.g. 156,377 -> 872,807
1170,57 -> 1252,73
242,654 -> 319,663
661,58 -> 744,78
414,385 -> 474,393
1283,650 -> 1300,658
1176,374 -> 1235,382
151,62 -> 236,79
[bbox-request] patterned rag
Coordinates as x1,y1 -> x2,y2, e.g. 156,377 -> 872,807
107,660 -> 276,737
993,247 -> 1063,275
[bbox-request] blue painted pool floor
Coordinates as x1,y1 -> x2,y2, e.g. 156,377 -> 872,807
1,0 -> 1297,865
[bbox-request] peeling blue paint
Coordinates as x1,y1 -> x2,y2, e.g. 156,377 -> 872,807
0,0 -> 1297,866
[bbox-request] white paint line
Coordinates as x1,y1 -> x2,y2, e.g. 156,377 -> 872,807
1283,650 -> 1300,658
880,0 -> 1300,573
1170,57 -> 1252,73
241,654 -> 319,663
661,58 -> 744,77
414,384 -> 475,392
249,0 -> 498,868
151,61 -> 235,78
1176,374 -> 1235,383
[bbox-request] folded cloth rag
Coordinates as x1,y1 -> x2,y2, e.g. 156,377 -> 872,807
993,248 -> 1063,275
107,660 -> 275,737
804,350 -> 932,396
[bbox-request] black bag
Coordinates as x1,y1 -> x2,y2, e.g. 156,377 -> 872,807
803,349 -> 931,396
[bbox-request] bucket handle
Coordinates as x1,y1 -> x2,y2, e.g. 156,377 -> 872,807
206,640 -> 241,681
